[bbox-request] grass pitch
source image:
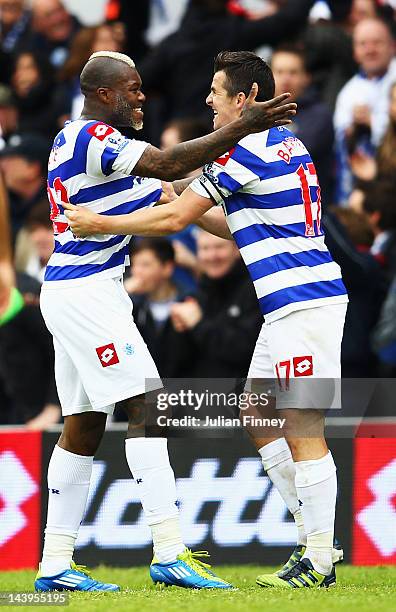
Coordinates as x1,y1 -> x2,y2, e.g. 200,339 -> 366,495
1,565 -> 395,612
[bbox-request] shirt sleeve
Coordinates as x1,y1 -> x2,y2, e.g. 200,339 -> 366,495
85,123 -> 150,178
190,148 -> 257,206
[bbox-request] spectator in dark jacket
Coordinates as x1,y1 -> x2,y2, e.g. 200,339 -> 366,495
0,271 -> 60,426
0,0 -> 31,85
0,133 -> 49,241
271,45 -> 335,205
362,180 -> 396,279
323,209 -> 386,376
28,0 -> 80,69
170,230 -> 262,378
126,238 -> 194,378
139,0 -> 314,138
11,50 -> 67,138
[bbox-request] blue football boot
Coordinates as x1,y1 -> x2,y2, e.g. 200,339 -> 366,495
35,562 -> 120,592
150,549 -> 234,589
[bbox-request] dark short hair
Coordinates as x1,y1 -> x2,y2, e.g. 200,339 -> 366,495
132,238 -> 175,264
162,118 -> 208,143
214,51 -> 275,102
271,44 -> 308,72
25,200 -> 52,231
363,181 -> 396,231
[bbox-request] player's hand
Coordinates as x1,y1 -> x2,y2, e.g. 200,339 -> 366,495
240,86 -> 296,133
62,201 -> 103,237
160,181 -> 178,203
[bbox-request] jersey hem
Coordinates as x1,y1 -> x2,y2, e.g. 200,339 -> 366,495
264,294 -> 349,324
41,265 -> 127,289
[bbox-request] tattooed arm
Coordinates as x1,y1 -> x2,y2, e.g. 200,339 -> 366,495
133,89 -> 296,180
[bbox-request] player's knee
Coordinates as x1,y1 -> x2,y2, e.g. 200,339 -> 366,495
58,430 -> 102,456
59,413 -> 106,456
119,392 -> 171,438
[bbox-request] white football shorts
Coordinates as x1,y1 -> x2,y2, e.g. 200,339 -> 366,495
246,303 -> 347,409
40,276 -> 161,416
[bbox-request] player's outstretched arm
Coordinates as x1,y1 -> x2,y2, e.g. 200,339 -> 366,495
196,207 -> 233,240
63,188 -> 213,237
133,88 -> 296,181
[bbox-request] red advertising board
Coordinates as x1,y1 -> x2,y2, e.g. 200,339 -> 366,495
353,438 -> 396,565
0,432 -> 41,569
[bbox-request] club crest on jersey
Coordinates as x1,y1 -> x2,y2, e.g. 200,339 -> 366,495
215,147 -> 235,166
96,343 -> 119,367
88,122 -> 115,141
293,355 -> 313,377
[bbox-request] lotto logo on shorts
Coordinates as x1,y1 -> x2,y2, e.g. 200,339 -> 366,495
293,355 -> 313,376
96,343 -> 120,367
87,122 -> 115,141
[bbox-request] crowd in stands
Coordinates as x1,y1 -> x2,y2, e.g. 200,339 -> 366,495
1,0 -> 396,426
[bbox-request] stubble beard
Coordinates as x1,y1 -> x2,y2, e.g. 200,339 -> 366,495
114,94 -> 143,130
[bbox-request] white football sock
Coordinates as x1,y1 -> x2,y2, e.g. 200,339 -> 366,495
259,438 -> 306,546
41,445 -> 93,577
125,437 -> 184,563
295,451 -> 337,575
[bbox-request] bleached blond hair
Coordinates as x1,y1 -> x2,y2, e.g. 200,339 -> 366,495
87,51 -> 135,69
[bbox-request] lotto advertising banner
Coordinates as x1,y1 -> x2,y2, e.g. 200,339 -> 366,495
1,430 -> 396,570
0,431 -> 41,570
352,438 -> 396,565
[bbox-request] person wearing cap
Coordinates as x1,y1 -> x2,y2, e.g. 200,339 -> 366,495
0,132 -> 49,240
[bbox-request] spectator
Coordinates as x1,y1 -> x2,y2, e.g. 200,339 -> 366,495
0,270 -> 60,427
362,180 -> 396,277
170,230 -> 262,378
0,171 -> 15,421
159,118 -> 212,291
372,274 -> 396,376
112,0 -> 188,63
334,18 -> 396,203
301,11 -> 356,112
347,0 -> 378,30
350,81 -> 396,185
126,238 -> 193,378
0,84 -> 18,143
323,208 -> 385,376
11,50 -> 66,138
29,0 -> 80,68
0,132 -> 49,240
0,0 -> 30,84
23,199 -> 54,284
331,206 -> 373,251
160,118 -> 209,150
271,44 -> 334,204
58,24 -> 125,120
0,171 -> 15,322
139,0 -> 315,139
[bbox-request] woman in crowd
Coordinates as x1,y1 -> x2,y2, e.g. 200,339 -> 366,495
11,49 -> 66,139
